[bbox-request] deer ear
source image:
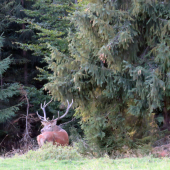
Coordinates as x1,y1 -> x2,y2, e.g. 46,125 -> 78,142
51,120 -> 57,126
41,121 -> 48,126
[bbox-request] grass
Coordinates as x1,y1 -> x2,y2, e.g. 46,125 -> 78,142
1,156 -> 170,170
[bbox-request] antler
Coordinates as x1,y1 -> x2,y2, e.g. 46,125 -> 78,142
53,99 -> 73,121
36,98 -> 53,122
37,99 -> 73,122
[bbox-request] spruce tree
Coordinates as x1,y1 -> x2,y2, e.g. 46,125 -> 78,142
0,0 -> 39,86
16,0 -> 80,131
17,0 -> 75,57
44,0 -> 170,153
0,35 -> 20,123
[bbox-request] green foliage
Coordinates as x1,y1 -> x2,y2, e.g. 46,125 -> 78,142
23,86 -> 79,138
0,57 -> 11,75
43,0 -> 170,153
24,86 -> 55,112
23,86 -> 61,120
25,143 -> 82,161
0,36 -> 20,123
0,0 -> 40,86
16,0 -> 75,57
0,104 -> 20,123
0,83 -> 20,100
69,126 -> 95,156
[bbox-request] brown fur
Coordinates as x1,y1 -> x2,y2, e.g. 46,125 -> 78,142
37,120 -> 69,147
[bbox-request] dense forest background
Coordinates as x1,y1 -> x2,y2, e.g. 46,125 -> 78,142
0,0 -> 170,155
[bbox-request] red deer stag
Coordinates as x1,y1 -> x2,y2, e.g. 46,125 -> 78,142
36,99 -> 73,147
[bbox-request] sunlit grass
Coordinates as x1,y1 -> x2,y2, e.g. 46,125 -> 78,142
0,156 -> 170,170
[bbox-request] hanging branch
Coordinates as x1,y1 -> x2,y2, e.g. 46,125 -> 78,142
60,117 -> 76,126
25,93 -> 30,137
0,74 -> 2,89
19,85 -> 33,151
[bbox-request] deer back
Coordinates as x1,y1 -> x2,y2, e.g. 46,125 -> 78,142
37,120 -> 69,147
37,131 -> 69,147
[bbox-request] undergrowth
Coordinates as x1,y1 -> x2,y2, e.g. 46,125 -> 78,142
24,143 -> 82,161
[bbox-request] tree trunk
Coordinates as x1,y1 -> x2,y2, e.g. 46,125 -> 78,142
0,74 -> 2,89
21,0 -> 27,85
24,62 -> 28,85
160,103 -> 170,131
21,0 -> 24,7
23,51 -> 28,85
163,107 -> 170,130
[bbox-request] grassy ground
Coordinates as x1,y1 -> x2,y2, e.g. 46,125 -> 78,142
0,156 -> 170,170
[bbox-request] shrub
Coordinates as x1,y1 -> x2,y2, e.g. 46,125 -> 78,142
70,127 -> 103,157
25,143 -> 82,161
